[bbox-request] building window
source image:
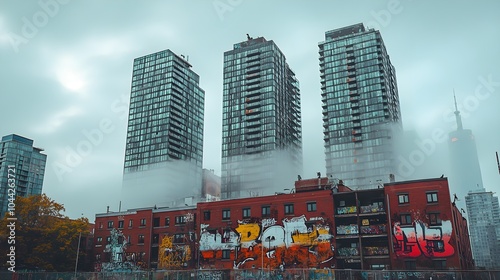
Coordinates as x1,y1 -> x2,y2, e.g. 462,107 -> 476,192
153,217 -> 160,227
307,202 -> 317,212
400,214 -> 412,225
433,259 -> 446,269
152,234 -> 159,245
428,240 -> 445,252
222,209 -> 231,220
262,206 -> 271,217
427,192 -> 438,203
138,235 -> 145,244
429,213 -> 442,226
107,221 -> 113,228
96,254 -> 101,261
106,236 -> 111,244
398,194 -> 409,204
99,222 -> 103,229
174,233 -> 185,243
96,237 -> 102,244
370,264 -> 385,270
140,218 -> 146,227
165,217 -> 170,226
242,208 -> 251,218
222,250 -> 231,259
118,220 -> 124,229
204,211 -> 211,221
284,204 -> 294,215
175,216 -> 186,225
128,219 -> 133,228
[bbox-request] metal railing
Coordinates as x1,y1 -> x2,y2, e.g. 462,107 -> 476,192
1,269 -> 500,280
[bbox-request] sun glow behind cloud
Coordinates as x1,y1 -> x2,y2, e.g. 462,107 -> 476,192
56,56 -> 87,93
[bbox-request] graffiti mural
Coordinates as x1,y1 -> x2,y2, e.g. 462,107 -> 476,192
158,234 -> 192,269
100,228 -> 143,272
199,215 -> 334,269
392,220 -> 455,258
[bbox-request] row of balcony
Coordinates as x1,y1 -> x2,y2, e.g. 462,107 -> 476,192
336,224 -> 387,236
337,246 -> 389,257
335,204 -> 386,215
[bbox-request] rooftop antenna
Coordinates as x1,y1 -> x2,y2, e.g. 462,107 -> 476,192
453,90 -> 463,130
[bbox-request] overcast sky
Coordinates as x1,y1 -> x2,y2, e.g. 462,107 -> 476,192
1,1 -> 499,220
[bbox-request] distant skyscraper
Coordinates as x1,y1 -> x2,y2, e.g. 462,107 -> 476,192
319,23 -> 402,190
465,188 -> 500,269
0,134 -> 47,217
221,36 -> 303,199
122,49 -> 205,208
448,95 -> 483,203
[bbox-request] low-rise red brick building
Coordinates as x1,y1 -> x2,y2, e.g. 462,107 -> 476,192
385,178 -> 474,270
93,177 -> 473,271
196,177 -> 338,270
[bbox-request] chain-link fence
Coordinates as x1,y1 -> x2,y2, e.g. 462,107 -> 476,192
1,269 -> 499,280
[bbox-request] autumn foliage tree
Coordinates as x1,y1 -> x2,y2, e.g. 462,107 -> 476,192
0,194 -> 90,271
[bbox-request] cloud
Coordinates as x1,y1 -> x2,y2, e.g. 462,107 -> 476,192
34,106 -> 83,134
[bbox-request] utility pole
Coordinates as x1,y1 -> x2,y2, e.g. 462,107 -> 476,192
74,231 -> 82,279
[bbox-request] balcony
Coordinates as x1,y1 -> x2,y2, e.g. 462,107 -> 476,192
363,247 -> 389,256
246,120 -> 261,127
245,127 -> 261,134
245,140 -> 261,147
360,203 -> 385,214
337,247 -> 359,257
336,224 -> 359,235
246,66 -> 260,74
336,206 -> 357,215
360,224 -> 387,235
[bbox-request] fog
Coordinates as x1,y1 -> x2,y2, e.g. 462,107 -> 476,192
121,160 -> 202,210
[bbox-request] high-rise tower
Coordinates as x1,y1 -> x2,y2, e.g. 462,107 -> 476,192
221,36 -> 303,199
448,94 -> 484,203
0,134 -> 47,217
465,188 -> 500,269
319,23 -> 402,190
122,49 -> 205,208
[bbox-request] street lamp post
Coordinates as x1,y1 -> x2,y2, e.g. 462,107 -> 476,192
74,231 -> 82,279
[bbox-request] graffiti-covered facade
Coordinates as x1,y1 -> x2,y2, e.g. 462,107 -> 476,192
385,178 -> 474,270
93,177 -> 473,271
196,183 -> 336,270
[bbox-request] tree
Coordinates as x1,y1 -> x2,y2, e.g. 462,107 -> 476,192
0,194 -> 90,271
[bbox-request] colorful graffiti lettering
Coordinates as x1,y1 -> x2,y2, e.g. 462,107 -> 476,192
392,220 -> 455,258
158,235 -> 192,269
200,215 -> 334,269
